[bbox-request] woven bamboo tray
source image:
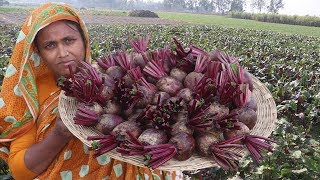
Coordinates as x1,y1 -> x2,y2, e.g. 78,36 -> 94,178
58,76 -> 277,171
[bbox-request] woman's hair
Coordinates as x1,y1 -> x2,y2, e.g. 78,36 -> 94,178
34,20 -> 85,50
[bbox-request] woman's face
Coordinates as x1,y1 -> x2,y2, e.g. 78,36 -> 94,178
36,20 -> 85,79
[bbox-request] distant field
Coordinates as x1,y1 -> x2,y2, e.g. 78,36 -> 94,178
1,6 -> 320,37
157,12 -> 320,38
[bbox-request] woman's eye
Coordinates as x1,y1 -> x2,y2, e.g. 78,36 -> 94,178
45,42 -> 55,49
65,38 -> 75,44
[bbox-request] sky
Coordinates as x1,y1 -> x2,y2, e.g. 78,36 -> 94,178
148,0 -> 320,17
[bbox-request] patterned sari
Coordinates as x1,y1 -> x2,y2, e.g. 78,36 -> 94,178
0,3 -> 183,179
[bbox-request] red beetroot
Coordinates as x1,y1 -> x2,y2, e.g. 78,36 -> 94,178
151,91 -> 170,105
245,94 -> 257,111
170,68 -> 187,82
184,54 -> 207,90
231,107 -> 257,129
157,76 -> 183,96
243,70 -> 254,91
207,102 -> 230,121
171,112 -> 193,136
195,132 -> 221,156
176,88 -> 193,102
96,114 -> 124,135
88,121 -> 143,157
128,67 -> 157,108
196,133 -> 244,170
223,122 -> 250,140
132,53 -> 147,69
78,102 -> 104,116
144,132 -> 195,169
104,100 -> 121,115
138,129 -> 169,146
91,61 -> 105,74
106,66 -> 125,79
143,59 -> 183,96
126,109 -> 144,121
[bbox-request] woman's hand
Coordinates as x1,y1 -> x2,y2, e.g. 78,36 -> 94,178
52,113 -> 74,140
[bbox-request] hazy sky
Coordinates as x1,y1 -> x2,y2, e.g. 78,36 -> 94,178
149,0 -> 320,16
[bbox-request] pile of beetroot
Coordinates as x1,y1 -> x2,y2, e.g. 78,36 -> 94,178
58,36 -> 275,171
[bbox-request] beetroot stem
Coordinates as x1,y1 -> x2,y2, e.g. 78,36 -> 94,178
144,144 -> 172,150
246,143 -> 262,163
148,148 -> 177,169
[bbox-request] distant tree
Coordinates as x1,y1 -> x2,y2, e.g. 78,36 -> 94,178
198,0 -> 214,12
163,0 -> 186,11
251,0 -> 266,12
0,0 -> 9,6
163,0 -> 174,10
267,0 -> 284,13
174,0 -> 187,9
213,0 -> 232,14
185,0 -> 196,12
230,0 -> 245,12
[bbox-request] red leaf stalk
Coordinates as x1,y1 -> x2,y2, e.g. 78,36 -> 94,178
116,131 -> 147,156
115,49 -> 133,71
74,105 -> 100,126
242,135 -> 276,164
129,35 -> 150,53
96,54 -> 116,70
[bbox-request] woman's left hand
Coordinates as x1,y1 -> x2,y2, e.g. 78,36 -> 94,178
52,113 -> 74,140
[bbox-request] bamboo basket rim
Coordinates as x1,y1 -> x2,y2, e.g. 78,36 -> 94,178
58,76 -> 277,171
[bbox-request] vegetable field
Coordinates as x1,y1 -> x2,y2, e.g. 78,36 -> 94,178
0,22 -> 319,179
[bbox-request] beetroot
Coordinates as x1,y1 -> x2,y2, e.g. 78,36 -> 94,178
223,122 -> 250,140
207,102 -> 230,121
151,91 -> 170,105
128,67 -> 157,108
143,59 -> 183,96
176,88 -> 193,102
138,129 -> 168,146
78,102 -> 104,116
170,68 -> 187,82
96,114 -> 124,135
196,133 -> 244,170
243,70 -> 254,91
157,76 -> 183,96
144,132 -> 195,169
245,94 -> 257,111
104,100 -> 121,115
195,132 -> 221,156
132,53 -> 147,69
106,66 -> 125,79
183,54 -> 207,90
88,121 -> 143,157
171,112 -> 193,136
231,107 -> 257,129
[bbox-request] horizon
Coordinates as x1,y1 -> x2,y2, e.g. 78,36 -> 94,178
6,0 -> 320,17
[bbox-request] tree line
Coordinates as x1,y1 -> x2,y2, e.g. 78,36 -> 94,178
106,0 -> 284,14
161,0 -> 284,14
1,0 -> 284,15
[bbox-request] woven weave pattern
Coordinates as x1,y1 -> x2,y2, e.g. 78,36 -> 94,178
58,76 -> 277,171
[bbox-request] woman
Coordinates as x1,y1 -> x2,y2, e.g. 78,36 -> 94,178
0,3 -> 183,179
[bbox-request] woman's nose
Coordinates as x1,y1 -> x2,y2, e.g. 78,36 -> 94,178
58,46 -> 69,58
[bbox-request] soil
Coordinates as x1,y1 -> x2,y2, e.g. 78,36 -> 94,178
0,13 -> 190,25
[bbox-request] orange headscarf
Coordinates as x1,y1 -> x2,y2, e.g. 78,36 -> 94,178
0,2 -> 91,160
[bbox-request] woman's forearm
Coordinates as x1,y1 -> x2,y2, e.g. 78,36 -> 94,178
24,125 -> 73,174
